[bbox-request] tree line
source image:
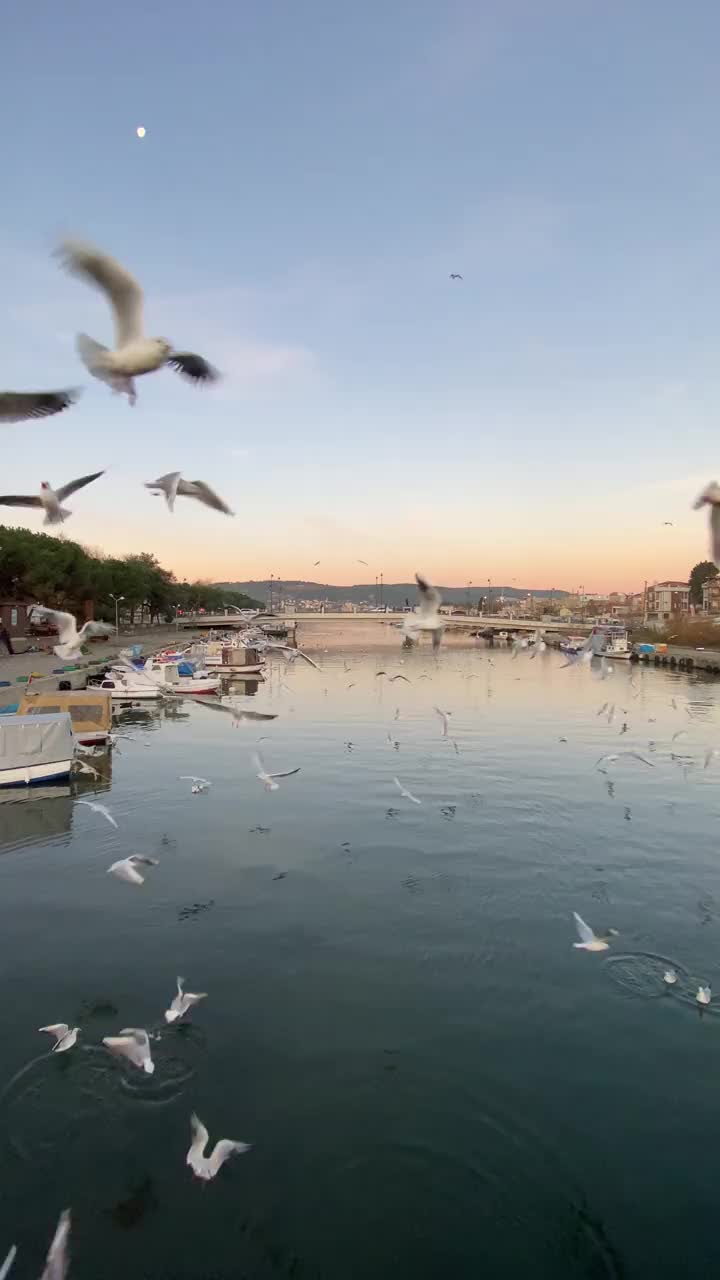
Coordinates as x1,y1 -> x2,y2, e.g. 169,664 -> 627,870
0,525 -> 263,624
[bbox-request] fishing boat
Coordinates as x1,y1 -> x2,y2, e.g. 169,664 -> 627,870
191,640 -> 264,674
0,712 -> 75,787
589,625 -> 631,660
93,670 -> 163,701
17,689 -> 113,746
140,659 -> 221,694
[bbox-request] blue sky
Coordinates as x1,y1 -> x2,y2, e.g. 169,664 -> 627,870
3,0 -> 720,591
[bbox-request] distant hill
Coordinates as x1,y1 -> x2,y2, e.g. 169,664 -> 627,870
214,580 -> 570,609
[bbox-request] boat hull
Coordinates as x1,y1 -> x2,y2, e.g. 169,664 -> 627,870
0,760 -> 72,787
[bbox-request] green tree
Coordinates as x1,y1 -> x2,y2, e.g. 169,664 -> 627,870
689,560 -> 719,605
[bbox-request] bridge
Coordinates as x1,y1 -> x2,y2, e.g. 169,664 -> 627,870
183,611 -> 590,635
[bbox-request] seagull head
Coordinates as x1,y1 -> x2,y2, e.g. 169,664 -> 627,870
41,481 -> 50,491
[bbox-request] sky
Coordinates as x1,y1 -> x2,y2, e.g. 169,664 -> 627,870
3,0 -> 720,594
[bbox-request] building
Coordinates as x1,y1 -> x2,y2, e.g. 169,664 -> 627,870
702,577 -> 720,614
0,598 -> 34,639
644,581 -> 690,622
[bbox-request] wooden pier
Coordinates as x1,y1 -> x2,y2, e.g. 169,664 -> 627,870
632,645 -> 720,675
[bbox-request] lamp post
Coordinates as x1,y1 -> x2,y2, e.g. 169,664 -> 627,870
110,593 -> 124,636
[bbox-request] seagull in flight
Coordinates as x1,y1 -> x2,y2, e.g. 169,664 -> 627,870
259,642 -> 320,670
403,573 -> 444,650
145,471 -> 233,516
572,911 -> 617,952
662,521 -> 674,526
357,559 -> 369,566
596,751 -> 654,771
693,481 -> 720,566
393,776 -> 421,804
187,1113 -> 251,1182
188,697 -> 277,726
560,633 -> 594,668
252,750 -> 300,791
30,608 -> 113,660
76,799 -> 118,828
179,775 -> 211,794
449,273 -> 463,280
0,388 -> 80,425
103,1027 -> 155,1073
165,976 -> 208,1023
107,855 -> 158,886
0,470 -> 104,525
38,1022 -> 79,1053
0,1246 -> 15,1280
57,238 -> 219,405
434,706 -> 451,737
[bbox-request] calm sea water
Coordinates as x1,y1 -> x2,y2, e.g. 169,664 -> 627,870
1,624 -> 720,1279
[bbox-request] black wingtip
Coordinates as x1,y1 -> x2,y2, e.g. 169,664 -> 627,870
167,353 -> 220,385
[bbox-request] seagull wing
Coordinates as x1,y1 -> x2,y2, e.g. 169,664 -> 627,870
55,470 -> 104,502
183,480 -> 233,515
38,1023 -> 70,1041
58,240 -> 144,346
39,1209 -> 71,1280
78,621 -> 113,642
187,1113 -> 209,1170
0,494 -> 42,507
147,471 -> 182,512
0,1245 -> 16,1280
208,1138 -> 251,1177
32,608 -> 77,645
166,352 -> 220,385
573,911 -> 595,944
0,389 -> 79,424
267,768 -> 301,780
710,504 -> 720,566
415,572 -> 441,614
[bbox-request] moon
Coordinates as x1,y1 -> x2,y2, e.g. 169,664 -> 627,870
136,126 -> 146,139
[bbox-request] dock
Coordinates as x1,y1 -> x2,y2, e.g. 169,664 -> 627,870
632,645 -> 720,675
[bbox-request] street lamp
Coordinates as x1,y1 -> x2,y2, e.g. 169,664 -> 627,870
110,593 -> 124,635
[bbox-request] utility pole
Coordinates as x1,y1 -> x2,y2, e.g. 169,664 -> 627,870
268,575 -> 274,611
379,572 -> 383,611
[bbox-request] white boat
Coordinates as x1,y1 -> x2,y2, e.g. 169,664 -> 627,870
589,625 -> 631,660
140,659 -> 221,694
0,713 -> 75,787
191,640 -> 264,674
96,671 -> 163,701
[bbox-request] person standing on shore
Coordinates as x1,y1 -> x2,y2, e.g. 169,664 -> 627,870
0,624 -> 14,656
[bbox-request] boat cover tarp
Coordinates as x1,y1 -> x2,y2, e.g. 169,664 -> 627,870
0,713 -> 74,769
18,691 -> 112,737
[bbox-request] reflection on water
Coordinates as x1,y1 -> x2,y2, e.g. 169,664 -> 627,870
1,631 -> 720,1277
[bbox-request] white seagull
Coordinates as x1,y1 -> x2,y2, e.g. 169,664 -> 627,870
697,984 -> 712,1006
572,911 -> 617,952
57,239 -> 219,405
252,750 -> 300,791
179,775 -> 211,794
402,574 -> 444,650
71,758 -> 101,779
663,969 -> 678,986
434,706 -> 451,737
0,388 -> 79,425
103,1027 -> 155,1073
529,629 -> 547,658
29,608 -> 113,660
260,642 -> 321,670
187,697 -> 277,727
0,1246 -> 15,1280
186,1113 -> 251,1182
107,855 -> 158,886
145,471 -> 233,516
165,976 -> 208,1024
0,471 -> 104,526
39,1209 -> 71,1280
76,799 -> 118,828
393,776 -> 421,805
693,481 -> 720,566
38,1023 -> 79,1053
560,633 -> 594,668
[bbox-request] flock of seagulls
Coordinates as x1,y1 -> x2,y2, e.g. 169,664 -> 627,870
1,237 -> 233,524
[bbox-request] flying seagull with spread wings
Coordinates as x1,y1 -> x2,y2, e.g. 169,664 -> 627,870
402,573 -> 444,649
693,481 -> 720,566
0,470 -> 104,525
449,273 -> 463,280
57,239 -> 219,405
29,607 -> 113,659
145,471 -> 233,516
0,388 -> 80,425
